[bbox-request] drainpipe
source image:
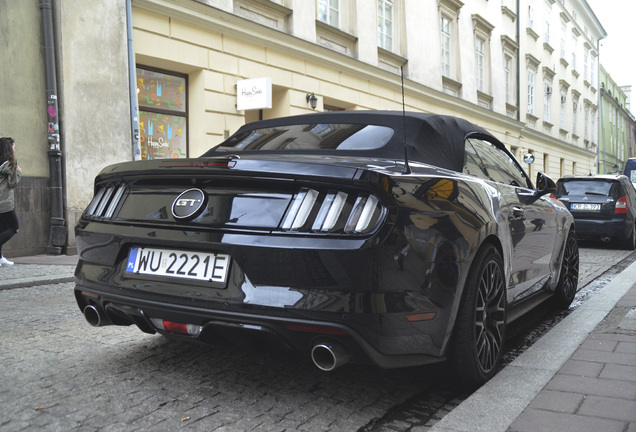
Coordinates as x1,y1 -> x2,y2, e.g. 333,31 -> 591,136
41,0 -> 67,255
126,0 -> 141,160
599,85 -> 605,173
597,34 -> 606,174
516,0 -> 521,123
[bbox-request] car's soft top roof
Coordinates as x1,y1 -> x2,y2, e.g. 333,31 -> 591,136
210,111 -> 505,172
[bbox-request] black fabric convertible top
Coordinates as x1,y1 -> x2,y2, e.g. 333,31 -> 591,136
207,111 -> 506,173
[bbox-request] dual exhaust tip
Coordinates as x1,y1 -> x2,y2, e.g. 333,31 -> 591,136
311,341 -> 351,372
84,305 -> 351,372
83,305 -> 109,327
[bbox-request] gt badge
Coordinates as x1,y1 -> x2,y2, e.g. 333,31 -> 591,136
171,188 -> 207,221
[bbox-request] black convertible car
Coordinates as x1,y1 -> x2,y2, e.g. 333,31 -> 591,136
74,111 -> 578,388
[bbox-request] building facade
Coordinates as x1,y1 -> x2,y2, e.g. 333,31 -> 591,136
598,67 -> 636,173
0,0 -> 612,256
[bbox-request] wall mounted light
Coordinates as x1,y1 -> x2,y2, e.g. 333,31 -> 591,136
306,93 -> 318,109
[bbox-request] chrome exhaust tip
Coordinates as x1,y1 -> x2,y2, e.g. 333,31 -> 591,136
601,236 -> 611,243
83,305 -> 105,327
311,341 -> 351,372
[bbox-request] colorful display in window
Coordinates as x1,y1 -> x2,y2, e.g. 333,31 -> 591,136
137,68 -> 187,160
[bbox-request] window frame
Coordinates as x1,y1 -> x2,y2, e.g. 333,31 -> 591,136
476,37 -> 486,92
528,68 -> 536,115
465,138 -> 531,188
441,15 -> 452,77
439,0 -> 463,82
318,0 -> 340,28
377,0 -> 394,51
136,65 -> 189,160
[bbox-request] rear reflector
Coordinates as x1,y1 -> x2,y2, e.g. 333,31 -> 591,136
284,323 -> 348,335
616,196 -> 628,214
150,318 -> 202,336
405,312 -> 437,322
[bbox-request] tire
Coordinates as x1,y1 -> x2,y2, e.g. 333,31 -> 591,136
448,244 -> 506,389
624,224 -> 636,251
553,231 -> 579,310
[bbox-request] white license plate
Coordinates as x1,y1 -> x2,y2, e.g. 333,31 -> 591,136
126,247 -> 231,283
570,203 -> 601,211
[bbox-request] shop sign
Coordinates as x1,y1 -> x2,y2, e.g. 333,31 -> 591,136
236,77 -> 272,111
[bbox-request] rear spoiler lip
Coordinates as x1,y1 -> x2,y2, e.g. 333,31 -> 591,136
94,155 -> 401,185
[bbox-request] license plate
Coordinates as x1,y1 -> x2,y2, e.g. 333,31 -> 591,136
126,247 -> 231,283
570,203 -> 601,211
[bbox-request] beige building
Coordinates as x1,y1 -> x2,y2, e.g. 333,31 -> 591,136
0,0 -> 607,256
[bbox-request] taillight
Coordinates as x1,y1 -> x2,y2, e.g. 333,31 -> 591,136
281,188 -> 385,234
84,183 -> 127,219
150,318 -> 202,336
616,195 -> 628,214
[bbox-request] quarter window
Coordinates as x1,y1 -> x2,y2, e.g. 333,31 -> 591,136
137,67 -> 188,160
463,140 -> 489,180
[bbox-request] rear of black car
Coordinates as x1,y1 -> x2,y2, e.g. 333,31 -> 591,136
74,152 -> 475,372
556,175 -> 636,249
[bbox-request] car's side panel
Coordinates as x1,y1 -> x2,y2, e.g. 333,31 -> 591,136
504,190 -> 559,300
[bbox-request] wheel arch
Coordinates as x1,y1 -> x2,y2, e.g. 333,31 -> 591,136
440,234 -> 506,356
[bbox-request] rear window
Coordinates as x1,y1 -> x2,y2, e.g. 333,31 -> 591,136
557,180 -> 620,197
211,124 -> 394,152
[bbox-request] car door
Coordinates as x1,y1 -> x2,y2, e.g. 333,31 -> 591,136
467,138 -> 558,300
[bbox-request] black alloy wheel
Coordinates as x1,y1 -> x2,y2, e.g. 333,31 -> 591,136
553,231 -> 579,309
449,244 -> 506,389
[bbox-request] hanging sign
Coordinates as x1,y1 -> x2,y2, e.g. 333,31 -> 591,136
236,77 -> 272,111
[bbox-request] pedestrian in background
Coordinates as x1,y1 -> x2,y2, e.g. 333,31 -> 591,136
0,137 -> 21,266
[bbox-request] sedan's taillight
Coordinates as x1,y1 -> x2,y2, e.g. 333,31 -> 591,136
281,188 -> 385,234
616,195 -> 628,214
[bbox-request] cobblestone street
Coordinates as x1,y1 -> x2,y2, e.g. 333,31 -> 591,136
1,247 -> 632,431
0,283 -> 424,431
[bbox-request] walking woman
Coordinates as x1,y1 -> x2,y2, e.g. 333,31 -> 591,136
0,137 -> 21,266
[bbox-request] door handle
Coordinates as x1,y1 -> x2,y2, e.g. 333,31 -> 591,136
512,206 -> 525,219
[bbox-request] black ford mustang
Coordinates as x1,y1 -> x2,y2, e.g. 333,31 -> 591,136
74,111 -> 579,387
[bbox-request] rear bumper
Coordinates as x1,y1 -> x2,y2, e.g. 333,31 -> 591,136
73,222 -> 469,368
572,217 -> 630,241
74,281 -> 446,369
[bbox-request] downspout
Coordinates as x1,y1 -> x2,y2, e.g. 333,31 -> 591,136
597,33 -> 606,174
516,0 -> 521,123
40,0 -> 67,255
127,0 -> 141,160
599,85 -> 606,173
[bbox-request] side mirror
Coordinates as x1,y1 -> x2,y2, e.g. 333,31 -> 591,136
535,172 -> 557,196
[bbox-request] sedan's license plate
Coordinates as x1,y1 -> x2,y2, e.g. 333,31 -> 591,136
570,203 -> 601,211
126,247 -> 231,283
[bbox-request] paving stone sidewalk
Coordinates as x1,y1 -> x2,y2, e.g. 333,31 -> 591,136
0,255 -> 77,290
507,281 -> 636,432
430,259 -> 636,432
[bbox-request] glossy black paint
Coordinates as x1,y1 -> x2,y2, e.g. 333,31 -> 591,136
74,112 -> 575,371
